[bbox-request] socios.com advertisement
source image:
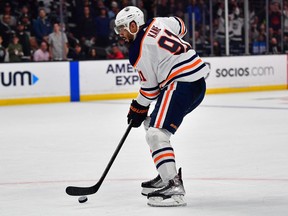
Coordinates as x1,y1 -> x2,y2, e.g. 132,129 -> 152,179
203,55 -> 287,89
0,62 -> 70,99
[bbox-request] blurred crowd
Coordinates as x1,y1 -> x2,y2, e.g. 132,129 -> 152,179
0,0 -> 287,63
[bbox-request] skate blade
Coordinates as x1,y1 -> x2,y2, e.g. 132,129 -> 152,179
147,195 -> 187,207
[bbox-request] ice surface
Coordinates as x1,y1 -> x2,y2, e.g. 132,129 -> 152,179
0,90 -> 288,216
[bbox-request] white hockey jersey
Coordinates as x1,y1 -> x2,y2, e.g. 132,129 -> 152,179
129,17 -> 210,106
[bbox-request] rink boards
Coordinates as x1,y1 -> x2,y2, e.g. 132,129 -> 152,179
0,55 -> 287,105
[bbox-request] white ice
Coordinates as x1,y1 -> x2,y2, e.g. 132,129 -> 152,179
0,90 -> 288,216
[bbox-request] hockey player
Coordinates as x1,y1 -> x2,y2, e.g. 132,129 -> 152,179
114,6 -> 210,207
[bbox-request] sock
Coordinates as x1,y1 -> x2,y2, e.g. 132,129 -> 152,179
146,127 -> 177,183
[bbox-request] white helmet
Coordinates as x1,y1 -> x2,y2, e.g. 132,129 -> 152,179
114,6 -> 144,35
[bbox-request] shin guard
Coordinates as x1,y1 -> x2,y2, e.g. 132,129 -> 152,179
146,127 -> 177,183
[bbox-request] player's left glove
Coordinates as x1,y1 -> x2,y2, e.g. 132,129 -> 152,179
127,100 -> 149,128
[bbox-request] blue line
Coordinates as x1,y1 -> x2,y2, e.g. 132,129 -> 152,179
201,105 -> 288,110
70,61 -> 80,102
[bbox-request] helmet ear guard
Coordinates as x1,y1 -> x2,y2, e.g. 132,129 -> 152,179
114,6 -> 144,35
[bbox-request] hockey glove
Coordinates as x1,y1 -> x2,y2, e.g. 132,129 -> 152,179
127,100 -> 149,128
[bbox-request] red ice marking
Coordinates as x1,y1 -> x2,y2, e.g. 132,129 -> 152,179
1,177 -> 288,186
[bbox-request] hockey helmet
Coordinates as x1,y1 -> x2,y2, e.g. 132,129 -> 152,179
114,6 -> 144,35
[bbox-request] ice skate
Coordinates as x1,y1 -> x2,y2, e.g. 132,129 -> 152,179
141,174 -> 166,196
147,168 -> 186,207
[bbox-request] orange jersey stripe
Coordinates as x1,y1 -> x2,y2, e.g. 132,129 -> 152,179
163,59 -> 202,86
133,19 -> 156,67
179,18 -> 185,36
155,82 -> 175,127
140,89 -> 160,97
154,153 -> 175,163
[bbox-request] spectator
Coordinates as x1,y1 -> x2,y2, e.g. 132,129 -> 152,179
250,15 -> 260,43
78,0 -> 95,17
19,14 -> 34,37
137,0 -> 148,21
283,2 -> 288,37
94,0 -> 108,16
48,22 -> 69,60
213,40 -> 222,56
87,47 -> 101,60
24,1 -> 39,20
230,7 -> 244,55
108,2 -> 120,43
18,5 -> 34,37
33,8 -> 53,45
269,37 -> 281,54
33,41 -> 50,61
30,37 -> 39,55
214,6 -> 233,46
8,35 -> 24,62
269,1 -> 281,38
68,43 -> 87,60
0,2 -> 17,27
77,6 -> 97,49
283,35 -> 288,53
16,22 -> 31,61
95,7 -> 110,47
186,0 -> 202,34
108,1 -> 120,19
0,14 -> 15,48
19,5 -> 31,19
106,43 -> 124,59
116,38 -> 129,58
194,30 -> 205,55
39,0 -> 53,14
258,23 -> 267,41
0,35 -> 6,62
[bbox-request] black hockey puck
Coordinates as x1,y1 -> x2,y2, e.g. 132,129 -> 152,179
78,196 -> 88,203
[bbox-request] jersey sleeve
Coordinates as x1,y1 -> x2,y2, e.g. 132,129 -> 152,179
136,68 -> 160,107
136,85 -> 160,107
159,17 -> 187,38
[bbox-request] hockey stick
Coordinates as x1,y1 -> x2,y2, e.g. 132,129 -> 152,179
66,121 -> 133,196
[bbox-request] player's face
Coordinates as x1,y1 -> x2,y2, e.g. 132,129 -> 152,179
119,28 -> 134,43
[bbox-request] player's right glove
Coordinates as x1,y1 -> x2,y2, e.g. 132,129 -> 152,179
127,100 -> 149,128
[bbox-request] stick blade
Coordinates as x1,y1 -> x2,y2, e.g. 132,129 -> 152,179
66,185 -> 99,196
